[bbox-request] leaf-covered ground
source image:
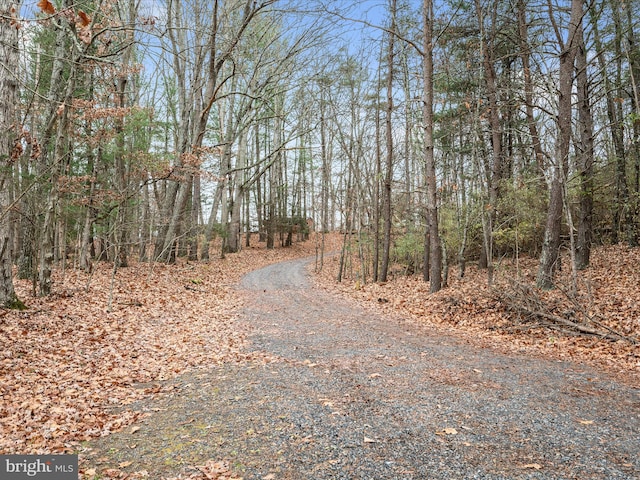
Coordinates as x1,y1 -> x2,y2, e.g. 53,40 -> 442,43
0,240 -> 323,456
315,243 -> 639,381
1,236 -> 638,474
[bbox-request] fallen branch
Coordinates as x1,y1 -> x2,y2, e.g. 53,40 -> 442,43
520,307 -> 626,342
493,280 -> 636,344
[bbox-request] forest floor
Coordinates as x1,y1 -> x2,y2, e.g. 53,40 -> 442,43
0,234 -> 638,479
314,241 -> 640,380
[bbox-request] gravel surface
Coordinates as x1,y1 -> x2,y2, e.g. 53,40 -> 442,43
85,257 -> 640,479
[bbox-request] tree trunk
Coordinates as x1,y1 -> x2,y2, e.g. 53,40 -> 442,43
575,22 -> 594,270
372,60 -> 383,282
319,79 -> 330,267
188,174 -> 201,261
36,5 -> 75,295
537,0 -> 582,289
474,0 -> 503,285
226,127 -> 249,253
113,0 -> 137,268
611,5 -> 633,244
627,4 -> 640,246
517,0 -> 547,183
423,0 -> 442,293
0,0 -> 21,307
157,177 -> 191,263
266,108 -> 284,250
380,0 -> 396,283
138,182 -> 151,261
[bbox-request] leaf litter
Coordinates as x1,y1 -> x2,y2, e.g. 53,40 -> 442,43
315,243 -> 639,382
1,236 -> 638,479
0,240 -> 322,465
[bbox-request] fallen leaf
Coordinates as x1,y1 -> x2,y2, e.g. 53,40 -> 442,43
118,461 -> 133,468
130,426 -> 141,434
103,469 -> 123,477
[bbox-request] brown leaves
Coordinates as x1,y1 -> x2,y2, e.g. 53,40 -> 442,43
314,241 -> 640,377
9,5 -> 21,29
77,18 -> 93,44
35,1 -> 93,44
37,0 -> 56,15
77,10 -> 91,27
0,240 -> 318,456
195,460 -> 242,480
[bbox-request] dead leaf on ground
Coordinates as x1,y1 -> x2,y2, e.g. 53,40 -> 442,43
1,239 -> 321,455
315,243 -> 640,377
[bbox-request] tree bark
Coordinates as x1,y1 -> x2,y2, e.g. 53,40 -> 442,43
380,0 -> 396,283
627,4 -> 640,246
610,5 -> 633,244
423,0 -> 442,292
517,0 -> 547,184
537,0 -> 582,289
575,21 -> 594,270
39,8 -> 77,295
0,0 -> 21,307
226,127 -> 249,253
474,0 -> 503,285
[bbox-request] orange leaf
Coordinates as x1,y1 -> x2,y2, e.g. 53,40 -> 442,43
37,0 -> 56,15
77,10 -> 91,27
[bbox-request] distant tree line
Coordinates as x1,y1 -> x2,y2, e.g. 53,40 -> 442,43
1,0 -> 638,306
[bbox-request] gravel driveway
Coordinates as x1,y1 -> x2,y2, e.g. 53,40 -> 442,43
86,257 -> 640,479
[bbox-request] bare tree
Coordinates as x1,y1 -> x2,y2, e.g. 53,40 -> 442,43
154,0 -> 276,262
380,0 -> 396,283
537,0 -> 583,289
422,0 -> 442,292
575,18 -> 594,270
474,0 -> 503,286
0,0 -> 21,307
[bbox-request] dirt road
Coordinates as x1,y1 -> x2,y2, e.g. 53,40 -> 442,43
86,257 -> 640,479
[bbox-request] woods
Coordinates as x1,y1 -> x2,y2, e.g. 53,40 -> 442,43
1,1 -> 640,472
0,0 -> 639,299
